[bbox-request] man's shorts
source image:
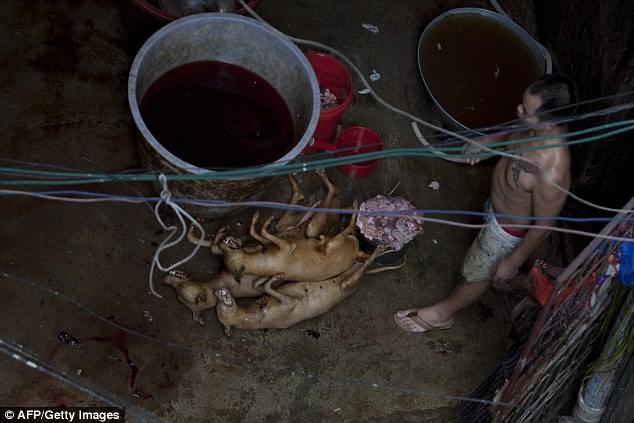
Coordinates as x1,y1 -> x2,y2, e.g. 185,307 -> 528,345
461,200 -> 524,282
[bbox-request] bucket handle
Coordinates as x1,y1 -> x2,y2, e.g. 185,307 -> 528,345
308,137 -> 337,151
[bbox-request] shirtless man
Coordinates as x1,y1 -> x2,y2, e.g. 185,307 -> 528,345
394,73 -> 579,333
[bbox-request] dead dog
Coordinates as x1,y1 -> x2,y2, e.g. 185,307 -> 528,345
214,245 -> 389,335
166,170 -> 344,322
185,170 -> 342,254
163,270 -> 276,325
219,201 -> 368,283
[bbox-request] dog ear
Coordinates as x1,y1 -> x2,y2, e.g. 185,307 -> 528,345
196,293 -> 207,307
233,265 -> 245,283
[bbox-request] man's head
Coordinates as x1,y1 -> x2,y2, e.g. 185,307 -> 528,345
518,73 -> 579,126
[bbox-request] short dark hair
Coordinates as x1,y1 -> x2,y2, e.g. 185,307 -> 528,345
529,73 -> 579,123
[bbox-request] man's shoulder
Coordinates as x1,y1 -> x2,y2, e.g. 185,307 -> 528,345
534,144 -> 571,189
535,127 -> 570,164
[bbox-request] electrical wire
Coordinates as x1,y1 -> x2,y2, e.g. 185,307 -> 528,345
0,158 -> 156,213
2,122 -> 633,220
1,188 -> 633,242
1,118 -> 633,185
401,91 -> 634,148
2,188 -> 633,223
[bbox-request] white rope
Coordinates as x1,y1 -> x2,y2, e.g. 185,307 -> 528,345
148,174 -> 205,298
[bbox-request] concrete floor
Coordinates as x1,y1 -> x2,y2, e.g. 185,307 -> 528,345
1,1 -> 531,421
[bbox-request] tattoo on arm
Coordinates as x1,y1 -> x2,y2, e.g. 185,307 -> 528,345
511,159 -> 541,188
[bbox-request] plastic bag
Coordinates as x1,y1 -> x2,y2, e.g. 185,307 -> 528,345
530,260 -> 571,306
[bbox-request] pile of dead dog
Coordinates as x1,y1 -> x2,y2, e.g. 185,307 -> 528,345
163,170 -> 401,336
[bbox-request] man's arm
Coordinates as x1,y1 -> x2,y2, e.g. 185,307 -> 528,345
463,131 -> 511,165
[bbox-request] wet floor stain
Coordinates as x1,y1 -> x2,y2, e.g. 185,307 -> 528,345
425,337 -> 465,356
88,331 -> 140,391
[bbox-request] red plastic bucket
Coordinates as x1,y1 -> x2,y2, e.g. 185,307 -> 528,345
335,127 -> 383,178
309,127 -> 383,178
303,52 -> 353,153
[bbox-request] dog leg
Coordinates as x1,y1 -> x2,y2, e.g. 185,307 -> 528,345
340,245 -> 384,290
340,200 -> 359,237
306,169 -> 341,239
260,273 -> 296,305
366,256 -> 407,274
187,219 -> 212,248
324,201 -> 364,257
252,275 -> 274,291
276,174 -> 306,232
248,211 -> 272,246
260,215 -> 295,253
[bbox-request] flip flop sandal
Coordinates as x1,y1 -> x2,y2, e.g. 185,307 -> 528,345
393,311 -> 454,334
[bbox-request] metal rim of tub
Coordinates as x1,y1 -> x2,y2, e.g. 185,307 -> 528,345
127,13 -> 321,176
416,7 -> 547,135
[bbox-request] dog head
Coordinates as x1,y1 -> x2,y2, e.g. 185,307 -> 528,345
214,287 -> 234,307
214,288 -> 236,336
163,270 -> 215,325
219,236 -> 241,251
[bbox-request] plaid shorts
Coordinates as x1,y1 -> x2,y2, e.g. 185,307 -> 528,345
461,200 -> 524,282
